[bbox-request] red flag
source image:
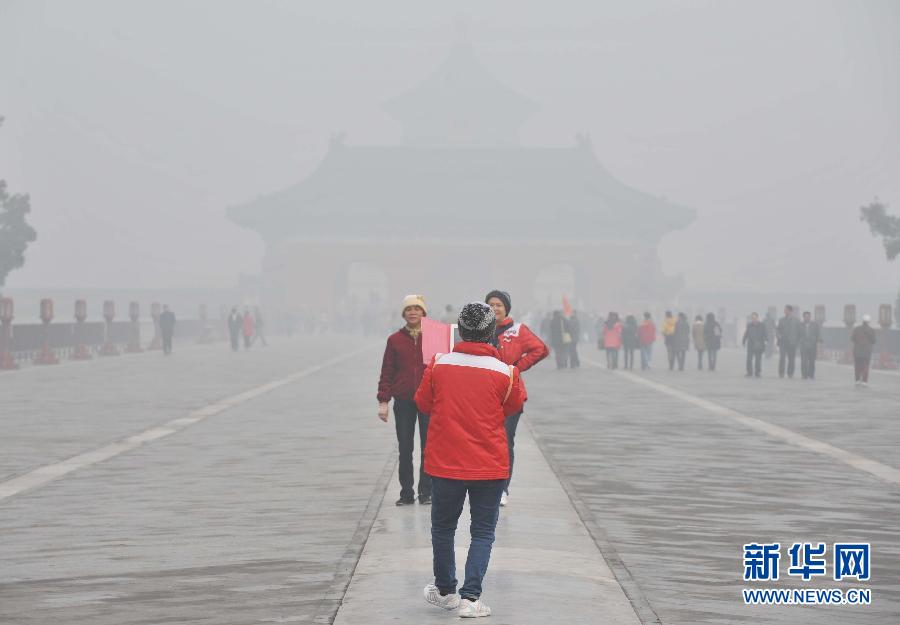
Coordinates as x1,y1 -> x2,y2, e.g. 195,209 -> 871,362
562,296 -> 573,317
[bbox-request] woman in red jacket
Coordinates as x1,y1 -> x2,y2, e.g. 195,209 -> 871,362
416,302 -> 525,618
377,294 -> 431,506
485,289 -> 548,506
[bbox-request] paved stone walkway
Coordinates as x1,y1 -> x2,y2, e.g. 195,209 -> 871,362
1,338 -> 896,624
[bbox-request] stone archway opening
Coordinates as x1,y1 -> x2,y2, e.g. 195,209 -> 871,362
533,263 -> 577,311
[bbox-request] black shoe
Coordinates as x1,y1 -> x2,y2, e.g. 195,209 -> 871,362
395,496 -> 415,506
418,495 -> 432,505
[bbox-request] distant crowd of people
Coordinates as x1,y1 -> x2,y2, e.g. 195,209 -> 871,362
226,307 -> 267,351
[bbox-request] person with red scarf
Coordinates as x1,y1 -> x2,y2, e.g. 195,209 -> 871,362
484,289 -> 548,506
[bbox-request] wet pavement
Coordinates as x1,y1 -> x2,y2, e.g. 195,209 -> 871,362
1,338 -> 897,624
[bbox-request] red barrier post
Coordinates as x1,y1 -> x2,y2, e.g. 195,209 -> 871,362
839,304 -> 855,365
0,297 -> 17,369
126,301 -> 143,353
99,300 -> 120,356
34,298 -> 60,365
71,299 -> 92,360
874,304 -> 897,370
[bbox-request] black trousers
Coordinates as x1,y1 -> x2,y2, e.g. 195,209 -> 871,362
568,343 -> 580,368
162,332 -> 173,354
675,350 -> 686,371
229,331 -> 240,351
623,348 -> 635,370
394,398 -> 431,499
697,349 -> 705,370
554,345 -> 568,369
778,344 -> 797,377
708,348 -> 718,371
800,347 -> 817,379
504,411 -> 522,494
747,349 -> 763,376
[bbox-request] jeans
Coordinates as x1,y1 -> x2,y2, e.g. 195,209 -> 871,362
606,348 -> 619,369
708,348 -> 718,371
431,476 -> 505,600
504,412 -> 522,494
640,344 -> 653,370
747,349 -> 763,376
800,347 -> 817,379
394,399 -> 431,499
162,332 -> 173,355
778,344 -> 797,377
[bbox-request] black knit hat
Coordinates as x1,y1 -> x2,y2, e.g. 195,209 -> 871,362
457,302 -> 497,343
484,290 -> 511,315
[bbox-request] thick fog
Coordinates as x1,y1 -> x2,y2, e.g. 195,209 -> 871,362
1,0 -> 898,295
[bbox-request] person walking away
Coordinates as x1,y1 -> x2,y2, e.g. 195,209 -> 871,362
227,307 -> 242,352
253,307 -> 268,346
851,314 -> 877,387
549,310 -> 568,369
692,314 -> 706,370
661,310 -> 677,370
743,312 -> 767,377
602,312 -> 622,369
242,308 -> 255,350
158,305 -> 176,355
622,314 -> 640,370
703,312 -> 722,371
799,311 -> 821,379
566,310 -> 581,368
638,312 -> 656,370
485,290 -> 548,507
673,312 -> 690,371
416,302 -> 525,618
378,295 -> 432,505
776,305 -> 802,378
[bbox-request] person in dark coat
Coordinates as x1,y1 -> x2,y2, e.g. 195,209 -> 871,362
159,305 -> 176,355
673,312 -> 690,371
851,315 -> 877,386
703,312 -> 722,371
227,308 -> 242,352
378,294 -> 431,505
743,312 -> 768,377
621,314 -> 640,370
566,310 -> 581,368
776,305 -> 802,378
799,311 -> 821,380
549,310 -> 568,369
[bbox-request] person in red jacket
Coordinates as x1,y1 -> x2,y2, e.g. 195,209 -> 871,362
377,294 -> 431,506
416,302 -> 525,618
638,311 -> 657,371
485,289 -> 548,506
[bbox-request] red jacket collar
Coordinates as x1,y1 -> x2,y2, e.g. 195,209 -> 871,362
497,317 -> 514,329
453,341 -> 501,358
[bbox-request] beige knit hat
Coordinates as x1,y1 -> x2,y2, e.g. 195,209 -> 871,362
401,294 -> 427,316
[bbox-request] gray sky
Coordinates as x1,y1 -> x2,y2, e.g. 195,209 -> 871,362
1,0 -> 898,293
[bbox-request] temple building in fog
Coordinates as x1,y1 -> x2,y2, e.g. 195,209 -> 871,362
228,41 -> 695,316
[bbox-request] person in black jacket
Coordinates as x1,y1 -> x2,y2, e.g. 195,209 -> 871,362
799,311 -> 822,380
776,305 -> 802,378
227,308 -> 242,352
621,314 -> 640,370
743,312 -> 768,377
159,305 -> 176,355
673,312 -> 690,371
703,312 -> 722,371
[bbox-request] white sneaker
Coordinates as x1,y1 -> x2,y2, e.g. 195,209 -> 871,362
499,493 -> 508,507
458,597 -> 491,618
423,584 -> 460,610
